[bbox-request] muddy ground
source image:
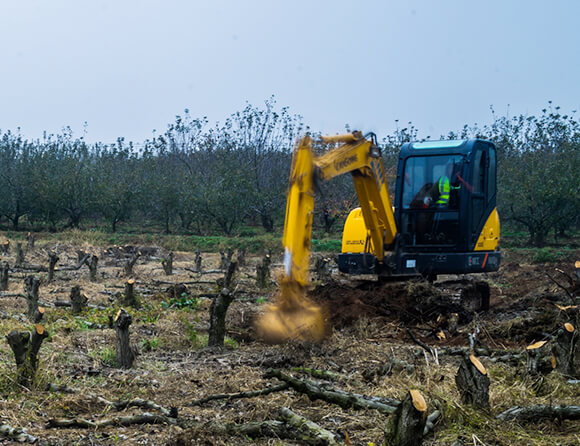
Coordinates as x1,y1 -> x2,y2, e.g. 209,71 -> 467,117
0,239 -> 579,445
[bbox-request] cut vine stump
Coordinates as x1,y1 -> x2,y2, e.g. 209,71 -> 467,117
256,252 -> 271,288
384,390 -> 428,446
24,276 -> 40,320
0,261 -> 9,291
48,251 -> 59,282
84,255 -> 99,282
162,252 -> 173,275
552,323 -> 579,377
124,251 -> 141,276
115,309 -> 135,368
124,279 -> 138,307
208,261 -> 238,348
455,354 -> 490,409
70,285 -> 87,314
6,324 -> 49,387
15,243 -> 24,266
194,250 -> 202,273
525,340 -> 552,375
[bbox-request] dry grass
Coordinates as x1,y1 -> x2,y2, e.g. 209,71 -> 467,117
0,233 -> 578,445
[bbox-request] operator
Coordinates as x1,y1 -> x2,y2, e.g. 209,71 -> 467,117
423,161 -> 460,208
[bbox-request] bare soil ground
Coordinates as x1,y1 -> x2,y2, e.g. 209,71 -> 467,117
0,238 -> 579,445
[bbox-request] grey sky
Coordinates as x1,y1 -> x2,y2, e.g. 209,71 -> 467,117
1,0 -> 579,144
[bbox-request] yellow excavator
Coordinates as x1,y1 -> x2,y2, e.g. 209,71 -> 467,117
257,131 -> 500,343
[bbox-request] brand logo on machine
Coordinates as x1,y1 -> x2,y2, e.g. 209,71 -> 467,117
346,240 -> 364,245
334,155 -> 357,171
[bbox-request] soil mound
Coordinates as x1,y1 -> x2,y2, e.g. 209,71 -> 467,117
309,279 -> 474,329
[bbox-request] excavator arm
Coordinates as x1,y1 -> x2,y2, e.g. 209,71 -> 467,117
258,131 -> 397,343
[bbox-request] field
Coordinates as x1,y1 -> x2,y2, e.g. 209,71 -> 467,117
0,231 -> 578,445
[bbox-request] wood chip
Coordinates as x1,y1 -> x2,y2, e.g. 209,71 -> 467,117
526,340 -> 547,350
564,323 -> 575,333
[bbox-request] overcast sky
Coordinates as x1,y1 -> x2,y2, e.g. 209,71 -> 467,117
1,0 -> 579,144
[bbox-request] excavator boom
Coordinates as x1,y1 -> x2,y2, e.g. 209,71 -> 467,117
258,132 -> 397,343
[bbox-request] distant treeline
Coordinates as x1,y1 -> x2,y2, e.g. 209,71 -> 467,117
0,99 -> 578,246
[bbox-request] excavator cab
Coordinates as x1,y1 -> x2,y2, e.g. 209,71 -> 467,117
339,139 -> 500,278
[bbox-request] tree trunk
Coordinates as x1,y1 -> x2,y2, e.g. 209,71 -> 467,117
70,285 -> 87,314
384,390 -> 428,446
6,324 -> 49,387
0,261 -> 9,291
24,276 -> 40,320
1,241 -> 9,254
208,261 -> 238,348
114,309 -> 135,369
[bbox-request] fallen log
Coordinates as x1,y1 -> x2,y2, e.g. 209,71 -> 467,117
264,368 -> 399,414
279,407 -> 339,446
94,395 -> 177,418
203,420 -> 291,440
497,404 -> 580,422
187,383 -> 290,406
0,423 -> 37,443
46,412 -> 177,429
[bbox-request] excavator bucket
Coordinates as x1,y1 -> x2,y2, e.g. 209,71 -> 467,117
256,279 -> 327,343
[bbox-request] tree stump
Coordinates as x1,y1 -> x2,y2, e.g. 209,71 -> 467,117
1,241 -> 9,254
384,389 -> 428,446
124,279 -> 138,307
124,251 -> 141,277
455,354 -> 490,409
0,261 -> 9,291
194,250 -> 202,273
15,243 -> 24,267
114,309 -> 135,369
162,252 -> 173,275
525,340 -> 552,375
24,276 -> 40,321
70,285 -> 87,314
84,255 -> 99,282
208,261 -> 238,348
26,232 -> 34,250
48,251 -> 59,282
552,323 -> 579,377
256,252 -> 271,289
6,324 -> 49,387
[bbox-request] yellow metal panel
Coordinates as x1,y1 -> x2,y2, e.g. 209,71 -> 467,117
474,208 -> 501,251
341,208 -> 367,253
